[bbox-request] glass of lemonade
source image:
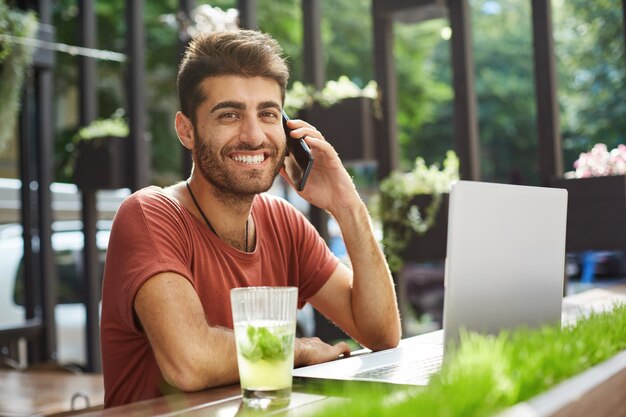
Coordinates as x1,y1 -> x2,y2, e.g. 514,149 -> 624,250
231,286 -> 297,409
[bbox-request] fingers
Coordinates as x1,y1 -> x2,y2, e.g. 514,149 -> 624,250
334,341 -> 352,358
285,119 -> 326,142
295,337 -> 353,366
303,136 -> 336,154
285,119 -> 340,159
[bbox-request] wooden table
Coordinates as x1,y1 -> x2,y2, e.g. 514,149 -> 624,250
66,385 -> 336,417
0,370 -> 104,416
3,282 -> 625,417
561,281 -> 626,325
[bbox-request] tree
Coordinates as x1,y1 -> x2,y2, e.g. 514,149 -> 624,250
394,19 -> 454,171
554,0 -> 626,172
472,0 -> 540,183
409,1 -> 540,183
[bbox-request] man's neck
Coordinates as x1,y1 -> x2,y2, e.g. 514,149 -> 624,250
174,178 -> 255,250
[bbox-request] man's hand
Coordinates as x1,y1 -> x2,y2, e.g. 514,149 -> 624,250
280,118 -> 361,217
294,337 -> 352,367
283,118 -> 402,352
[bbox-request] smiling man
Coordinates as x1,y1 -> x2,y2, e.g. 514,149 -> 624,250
100,30 -> 400,407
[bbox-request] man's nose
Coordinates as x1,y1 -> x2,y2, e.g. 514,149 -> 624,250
239,117 -> 265,145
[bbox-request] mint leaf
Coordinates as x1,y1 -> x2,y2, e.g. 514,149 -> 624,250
240,325 -> 293,362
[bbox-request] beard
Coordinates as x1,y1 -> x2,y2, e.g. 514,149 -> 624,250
192,131 -> 286,202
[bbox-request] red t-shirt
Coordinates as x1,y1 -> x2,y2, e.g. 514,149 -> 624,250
101,187 -> 339,407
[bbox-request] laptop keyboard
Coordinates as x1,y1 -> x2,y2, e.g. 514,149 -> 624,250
353,354 -> 443,384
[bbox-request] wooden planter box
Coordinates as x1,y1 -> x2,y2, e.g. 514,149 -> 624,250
74,136 -> 132,190
497,349 -> 626,417
384,194 -> 449,330
299,97 -> 375,162
551,176 -> 626,253
399,193 -> 449,264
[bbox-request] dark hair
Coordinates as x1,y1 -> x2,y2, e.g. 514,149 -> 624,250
177,30 -> 289,125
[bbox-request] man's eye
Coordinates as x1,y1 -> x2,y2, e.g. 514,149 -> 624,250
220,112 -> 238,120
261,111 -> 279,120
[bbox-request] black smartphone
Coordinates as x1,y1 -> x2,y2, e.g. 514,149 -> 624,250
282,110 -> 314,191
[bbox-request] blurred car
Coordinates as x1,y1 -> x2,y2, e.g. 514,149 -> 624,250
0,178 -> 128,367
0,220 -> 110,367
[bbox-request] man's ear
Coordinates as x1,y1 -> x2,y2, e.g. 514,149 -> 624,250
175,111 -> 195,150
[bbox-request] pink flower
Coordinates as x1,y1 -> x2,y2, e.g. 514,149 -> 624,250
569,143 -> 626,178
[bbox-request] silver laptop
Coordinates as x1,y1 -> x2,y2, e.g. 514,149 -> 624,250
293,180 -> 568,386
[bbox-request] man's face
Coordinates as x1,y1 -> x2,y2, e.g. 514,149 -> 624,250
191,75 -> 287,198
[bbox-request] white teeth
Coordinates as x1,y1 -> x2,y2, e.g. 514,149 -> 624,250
232,154 -> 264,164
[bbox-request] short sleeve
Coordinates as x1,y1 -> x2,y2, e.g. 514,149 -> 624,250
102,189 -> 195,331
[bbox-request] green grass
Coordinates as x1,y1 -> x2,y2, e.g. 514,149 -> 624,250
309,304 -> 626,417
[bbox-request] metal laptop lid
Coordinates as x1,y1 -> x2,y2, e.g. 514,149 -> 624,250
443,180 -> 568,344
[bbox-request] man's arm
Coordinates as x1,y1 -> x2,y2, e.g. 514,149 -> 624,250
282,119 -> 402,351
308,203 -> 401,351
134,272 -> 351,392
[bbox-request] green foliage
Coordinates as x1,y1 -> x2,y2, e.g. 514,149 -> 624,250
56,112 -> 128,181
46,0 -> 444,186
45,0 -> 625,188
74,115 -> 129,142
320,0 -> 373,85
309,303 -> 626,417
470,0 -> 539,184
416,0 -> 626,185
259,0 -> 374,89
52,0 -> 181,183
257,0 -> 303,81
555,0 -> 626,171
0,4 -> 38,149
240,325 -> 293,363
376,151 -> 459,272
394,20 -> 454,171
398,1 -> 540,181
284,76 -> 377,115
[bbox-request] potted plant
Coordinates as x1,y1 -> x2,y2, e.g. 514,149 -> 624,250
71,112 -> 131,190
284,76 -> 378,162
374,150 -> 459,273
0,4 -> 38,150
551,143 -> 626,253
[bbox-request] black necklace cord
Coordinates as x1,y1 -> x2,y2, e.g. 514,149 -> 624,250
185,180 -> 249,252
185,180 -> 217,235
245,217 -> 249,252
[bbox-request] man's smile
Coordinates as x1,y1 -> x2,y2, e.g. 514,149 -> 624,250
230,153 -> 266,165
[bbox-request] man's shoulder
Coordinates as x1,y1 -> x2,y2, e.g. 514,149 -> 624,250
129,185 -> 166,201
121,186 -> 171,208
116,186 -> 183,220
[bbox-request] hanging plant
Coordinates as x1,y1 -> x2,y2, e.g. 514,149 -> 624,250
70,111 -> 131,190
283,76 -> 379,116
374,150 -> 460,272
0,4 -> 39,149
57,110 -> 129,181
